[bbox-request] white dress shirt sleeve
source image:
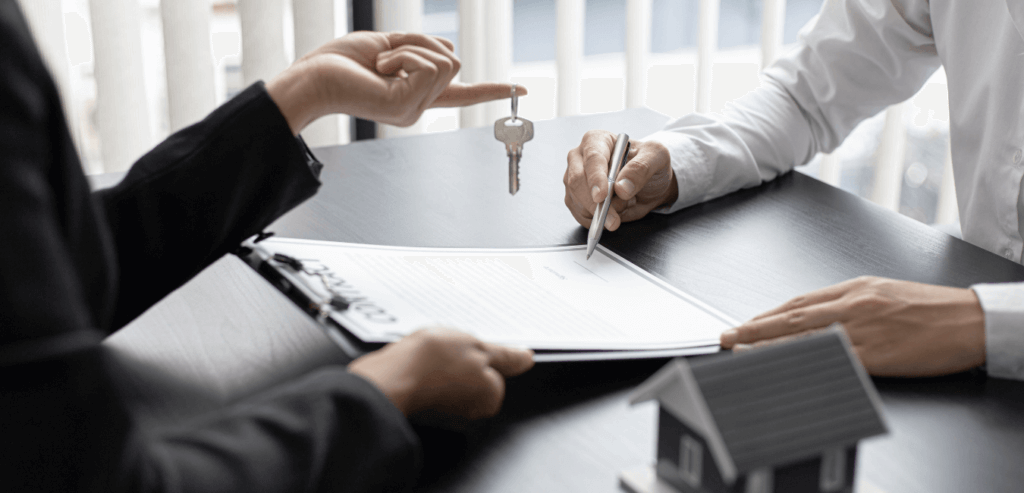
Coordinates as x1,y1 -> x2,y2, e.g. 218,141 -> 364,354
647,0 -> 941,213
971,284 -> 1024,380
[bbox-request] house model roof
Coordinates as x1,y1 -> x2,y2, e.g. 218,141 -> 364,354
631,325 -> 888,484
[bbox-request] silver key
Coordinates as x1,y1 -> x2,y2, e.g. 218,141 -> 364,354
494,87 -> 533,195
494,117 -> 533,195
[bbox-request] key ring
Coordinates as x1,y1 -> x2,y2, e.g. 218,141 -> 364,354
511,86 -> 518,122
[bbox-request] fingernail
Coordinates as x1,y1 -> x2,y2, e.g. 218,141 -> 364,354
720,329 -> 738,347
604,214 -> 615,230
617,178 -> 636,198
591,186 -> 601,202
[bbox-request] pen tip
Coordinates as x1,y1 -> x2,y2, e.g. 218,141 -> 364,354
586,253 -> 591,260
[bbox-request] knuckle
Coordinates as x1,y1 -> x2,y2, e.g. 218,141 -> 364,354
582,146 -> 605,162
645,141 -> 670,164
786,310 -> 807,327
582,129 -> 605,142
419,330 -> 448,350
566,170 -> 583,190
854,275 -> 876,286
850,294 -> 886,311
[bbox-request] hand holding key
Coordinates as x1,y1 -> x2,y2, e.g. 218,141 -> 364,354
494,88 -> 534,195
267,31 -> 527,135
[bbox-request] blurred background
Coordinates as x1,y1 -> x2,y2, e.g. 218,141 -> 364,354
19,0 -> 956,233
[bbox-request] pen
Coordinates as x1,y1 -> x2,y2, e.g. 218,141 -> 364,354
586,133 -> 630,260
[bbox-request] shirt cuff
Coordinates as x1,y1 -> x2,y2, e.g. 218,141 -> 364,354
971,283 -> 1024,380
642,130 -> 711,214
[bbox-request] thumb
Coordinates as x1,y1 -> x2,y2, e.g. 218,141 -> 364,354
482,342 -> 535,377
614,142 -> 669,200
431,82 -> 527,108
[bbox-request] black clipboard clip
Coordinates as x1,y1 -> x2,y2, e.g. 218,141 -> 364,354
236,235 -> 378,361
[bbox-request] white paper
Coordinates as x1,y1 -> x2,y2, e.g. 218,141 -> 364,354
260,238 -> 735,351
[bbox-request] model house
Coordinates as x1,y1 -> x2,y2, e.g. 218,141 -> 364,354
622,326 -> 888,493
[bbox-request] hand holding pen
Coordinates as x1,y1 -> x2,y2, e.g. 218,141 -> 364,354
562,131 -> 680,240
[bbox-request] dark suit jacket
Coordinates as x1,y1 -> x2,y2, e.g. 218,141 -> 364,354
0,2 -> 419,491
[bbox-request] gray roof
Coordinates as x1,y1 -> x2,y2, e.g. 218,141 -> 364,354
687,328 -> 888,473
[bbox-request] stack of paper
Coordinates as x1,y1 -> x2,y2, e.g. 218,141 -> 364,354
260,238 -> 735,362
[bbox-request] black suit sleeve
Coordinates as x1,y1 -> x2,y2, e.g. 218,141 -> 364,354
95,82 -> 323,330
0,2 -> 420,491
136,366 -> 421,493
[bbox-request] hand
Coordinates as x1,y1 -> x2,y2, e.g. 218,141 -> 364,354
267,31 -> 526,134
348,328 -> 534,419
719,276 -> 987,377
563,130 -> 678,231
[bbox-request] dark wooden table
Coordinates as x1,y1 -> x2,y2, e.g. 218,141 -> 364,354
106,108 -> 1024,493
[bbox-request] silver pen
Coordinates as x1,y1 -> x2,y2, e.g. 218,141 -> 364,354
586,133 -> 630,260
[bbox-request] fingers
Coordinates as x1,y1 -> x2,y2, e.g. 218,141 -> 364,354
375,46 -> 431,76
581,132 -> 615,204
613,141 -> 663,200
375,49 -> 436,109
720,298 -> 849,348
385,32 -> 458,62
480,342 -> 535,377
431,83 -> 528,108
434,35 -> 455,52
377,45 -> 455,102
732,327 -> 830,353
564,131 -> 617,227
475,367 -> 506,418
565,192 -> 594,228
565,147 -> 593,226
748,280 -> 857,322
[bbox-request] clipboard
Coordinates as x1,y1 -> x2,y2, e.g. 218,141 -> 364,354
236,234 -> 721,363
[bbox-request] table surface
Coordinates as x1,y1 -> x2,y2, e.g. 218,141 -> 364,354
105,108 -> 1024,493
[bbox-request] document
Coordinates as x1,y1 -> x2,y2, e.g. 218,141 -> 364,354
260,238 -> 735,353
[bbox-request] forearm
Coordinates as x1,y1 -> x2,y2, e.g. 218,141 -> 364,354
96,82 -> 322,329
650,0 -> 940,212
150,366 -> 421,493
645,80 -> 804,212
4,347 -> 420,493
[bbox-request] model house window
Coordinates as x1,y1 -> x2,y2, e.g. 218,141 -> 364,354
678,434 -> 703,487
745,467 -> 773,493
819,448 -> 846,492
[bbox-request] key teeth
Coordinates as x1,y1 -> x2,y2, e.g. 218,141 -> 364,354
509,151 -> 521,195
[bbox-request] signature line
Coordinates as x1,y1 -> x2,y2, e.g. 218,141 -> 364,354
573,260 -> 608,282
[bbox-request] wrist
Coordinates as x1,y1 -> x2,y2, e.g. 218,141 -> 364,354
959,289 -> 987,368
348,351 -> 421,416
266,65 -> 322,136
662,167 -> 680,208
